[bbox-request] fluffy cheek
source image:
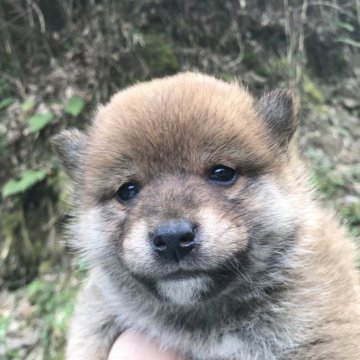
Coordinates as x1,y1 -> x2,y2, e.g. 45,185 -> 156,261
236,177 -> 299,281
246,178 -> 296,237
195,207 -> 248,266
120,220 -> 155,274
75,206 -> 126,266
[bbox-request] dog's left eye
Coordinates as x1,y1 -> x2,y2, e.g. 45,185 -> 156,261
115,182 -> 140,202
208,165 -> 236,185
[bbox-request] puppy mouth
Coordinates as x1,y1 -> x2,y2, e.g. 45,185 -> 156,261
131,259 -> 248,305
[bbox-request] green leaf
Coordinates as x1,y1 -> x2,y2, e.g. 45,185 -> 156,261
2,170 -> 47,198
28,112 -> 54,133
21,99 -> 36,112
64,96 -> 85,117
0,97 -> 14,110
337,22 -> 354,32
336,37 -> 360,48
0,315 -> 10,342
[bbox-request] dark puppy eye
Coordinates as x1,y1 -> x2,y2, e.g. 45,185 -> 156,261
115,182 -> 140,202
208,165 -> 236,185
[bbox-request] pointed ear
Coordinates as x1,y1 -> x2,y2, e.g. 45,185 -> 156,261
256,89 -> 298,148
50,129 -> 88,179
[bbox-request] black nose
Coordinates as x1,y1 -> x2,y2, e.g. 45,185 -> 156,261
151,220 -> 196,261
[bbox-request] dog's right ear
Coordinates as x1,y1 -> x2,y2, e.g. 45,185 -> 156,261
256,89 -> 297,149
50,129 -> 88,179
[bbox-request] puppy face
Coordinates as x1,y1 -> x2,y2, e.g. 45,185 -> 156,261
53,73 -> 300,305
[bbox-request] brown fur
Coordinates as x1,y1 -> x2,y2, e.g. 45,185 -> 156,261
52,72 -> 360,360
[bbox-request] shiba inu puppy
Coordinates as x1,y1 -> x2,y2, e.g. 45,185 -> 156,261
52,73 -> 360,360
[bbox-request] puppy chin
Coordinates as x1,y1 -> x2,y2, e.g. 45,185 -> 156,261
156,275 -> 212,306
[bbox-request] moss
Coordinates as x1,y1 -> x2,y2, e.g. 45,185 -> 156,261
2,210 -> 22,240
310,164 -> 360,238
1,208 -> 38,288
1,273 -> 82,360
1,174 -> 69,289
305,35 -> 348,79
26,276 -> 80,359
217,73 -> 233,82
139,34 -> 180,78
302,76 -> 324,104
47,169 -> 71,213
310,165 -> 344,199
270,57 -> 293,78
0,314 -> 10,345
339,201 -> 360,238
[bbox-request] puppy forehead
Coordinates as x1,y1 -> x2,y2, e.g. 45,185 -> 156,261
86,73 -> 270,175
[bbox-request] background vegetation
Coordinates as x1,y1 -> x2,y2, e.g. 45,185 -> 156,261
0,0 -> 359,359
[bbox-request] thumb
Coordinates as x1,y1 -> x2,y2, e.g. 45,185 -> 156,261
108,330 -> 181,360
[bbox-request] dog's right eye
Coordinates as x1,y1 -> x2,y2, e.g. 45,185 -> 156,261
115,182 -> 140,202
208,164 -> 237,185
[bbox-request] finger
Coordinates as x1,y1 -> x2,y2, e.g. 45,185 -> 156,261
108,330 -> 181,360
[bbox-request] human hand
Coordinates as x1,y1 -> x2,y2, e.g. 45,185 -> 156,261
108,330 -> 181,360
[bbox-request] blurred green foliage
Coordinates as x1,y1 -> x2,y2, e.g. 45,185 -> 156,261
1,274 -> 80,360
2,170 -> 47,198
63,96 -> 85,117
0,0 -> 359,358
28,113 -> 54,133
139,34 -> 180,78
0,98 -> 14,110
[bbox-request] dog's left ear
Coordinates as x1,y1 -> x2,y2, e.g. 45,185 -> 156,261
50,128 -> 88,179
256,89 -> 298,148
